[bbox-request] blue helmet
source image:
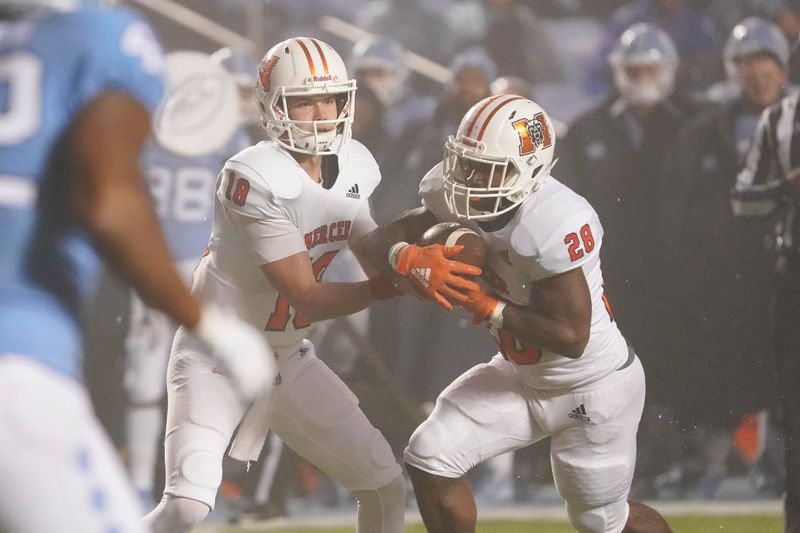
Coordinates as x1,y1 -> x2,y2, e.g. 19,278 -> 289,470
608,23 -> 678,106
210,46 -> 260,126
348,35 -> 409,105
724,17 -> 789,77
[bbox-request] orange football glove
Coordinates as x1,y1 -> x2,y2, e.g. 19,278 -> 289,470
391,243 -> 482,310
460,285 -> 505,327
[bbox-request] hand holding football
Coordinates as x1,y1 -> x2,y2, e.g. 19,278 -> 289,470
418,222 -> 487,269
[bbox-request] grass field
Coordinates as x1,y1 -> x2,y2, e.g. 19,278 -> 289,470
215,513 -> 783,533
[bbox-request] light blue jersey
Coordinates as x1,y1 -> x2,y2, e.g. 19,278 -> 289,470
141,130 -> 250,263
0,7 -> 163,379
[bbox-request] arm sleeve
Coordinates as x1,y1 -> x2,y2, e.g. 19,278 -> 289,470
732,105 -> 784,218
217,162 -> 307,263
233,211 -> 307,264
539,212 -> 603,275
349,201 -> 378,243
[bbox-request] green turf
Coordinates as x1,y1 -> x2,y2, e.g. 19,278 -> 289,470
218,513 -> 783,533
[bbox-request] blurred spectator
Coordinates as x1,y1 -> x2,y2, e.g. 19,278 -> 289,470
352,84 -> 389,159
490,74 -> 535,98
586,0 -> 720,96
405,47 -> 496,181
479,0 -> 564,83
209,46 -> 263,138
356,0 -> 455,64
490,75 -> 568,137
348,35 -> 436,142
732,87 -> 800,533
706,16 -> 793,104
560,24 -> 694,493
369,47 -> 498,409
707,0 -> 800,45
659,16 -> 792,496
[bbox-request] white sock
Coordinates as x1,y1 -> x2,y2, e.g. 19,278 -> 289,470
126,404 -> 162,496
352,474 -> 406,533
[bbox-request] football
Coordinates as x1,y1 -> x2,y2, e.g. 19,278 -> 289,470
418,222 -> 487,268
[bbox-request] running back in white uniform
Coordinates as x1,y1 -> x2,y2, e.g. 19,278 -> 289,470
420,164 -> 630,390
406,165 -> 645,533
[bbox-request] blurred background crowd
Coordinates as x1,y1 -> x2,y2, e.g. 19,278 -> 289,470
83,0 -> 800,525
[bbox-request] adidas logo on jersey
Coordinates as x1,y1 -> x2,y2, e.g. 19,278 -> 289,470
346,183 -> 360,199
410,267 -> 431,288
498,249 -> 512,265
568,403 -> 591,422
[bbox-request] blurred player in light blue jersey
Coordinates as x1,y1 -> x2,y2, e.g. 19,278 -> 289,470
0,3 -> 275,532
123,49 -> 254,509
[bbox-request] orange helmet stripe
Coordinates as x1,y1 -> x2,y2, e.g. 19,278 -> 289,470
309,38 -> 330,74
477,96 -> 525,141
466,95 -> 503,138
293,38 -> 316,75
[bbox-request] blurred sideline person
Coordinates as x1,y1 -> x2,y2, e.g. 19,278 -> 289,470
359,94 -> 672,532
560,24 -> 691,445
123,50 -> 252,508
0,2 -> 274,532
143,37 -> 413,533
732,88 -> 800,532
210,45 -> 263,138
348,34 -> 435,142
662,17 -> 791,496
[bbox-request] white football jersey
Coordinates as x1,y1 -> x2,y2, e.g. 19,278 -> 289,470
192,140 -> 380,348
420,163 -> 629,390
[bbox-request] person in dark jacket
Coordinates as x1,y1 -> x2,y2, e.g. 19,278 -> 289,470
659,16 -> 791,496
562,23 -> 693,404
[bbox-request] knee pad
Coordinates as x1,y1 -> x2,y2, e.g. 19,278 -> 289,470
404,401 -> 473,478
565,499 -> 629,533
143,495 -> 210,533
352,474 -> 406,533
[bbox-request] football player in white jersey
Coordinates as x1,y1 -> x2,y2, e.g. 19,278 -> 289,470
358,95 -> 672,532
142,37 -> 479,533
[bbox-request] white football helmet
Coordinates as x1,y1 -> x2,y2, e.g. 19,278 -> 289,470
609,23 -> 678,107
443,95 -> 557,220
255,37 -> 356,155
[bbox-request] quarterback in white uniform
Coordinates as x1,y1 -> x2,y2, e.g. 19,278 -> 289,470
359,95 -> 672,532
142,37 -> 423,533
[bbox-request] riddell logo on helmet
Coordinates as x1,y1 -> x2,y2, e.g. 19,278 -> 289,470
312,74 -> 333,82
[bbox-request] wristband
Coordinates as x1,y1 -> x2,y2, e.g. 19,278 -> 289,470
368,276 -> 401,301
388,241 -> 410,272
488,301 -> 506,329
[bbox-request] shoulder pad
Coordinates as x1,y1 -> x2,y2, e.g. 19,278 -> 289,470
510,179 -> 603,274
419,162 -> 444,196
227,142 -> 303,200
338,139 -> 381,196
419,163 -> 451,221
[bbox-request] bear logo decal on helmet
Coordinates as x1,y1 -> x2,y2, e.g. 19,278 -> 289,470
511,112 -> 553,156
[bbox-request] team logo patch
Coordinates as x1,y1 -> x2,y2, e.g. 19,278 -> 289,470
259,55 -> 279,91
